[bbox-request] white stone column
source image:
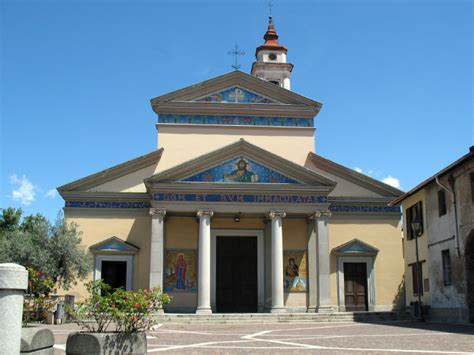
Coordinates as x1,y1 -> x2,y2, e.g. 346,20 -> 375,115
0,263 -> 28,355
149,208 -> 166,293
315,210 -> 333,313
268,210 -> 286,313
307,217 -> 318,312
196,209 -> 213,314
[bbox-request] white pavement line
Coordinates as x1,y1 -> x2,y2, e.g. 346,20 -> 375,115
242,329 -> 325,349
276,331 -> 460,341
243,327 -> 474,354
53,344 -> 66,350
146,339 -> 259,352
150,329 -> 214,335
257,323 -> 363,335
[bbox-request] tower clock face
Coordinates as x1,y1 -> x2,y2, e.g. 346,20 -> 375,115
269,53 -> 277,60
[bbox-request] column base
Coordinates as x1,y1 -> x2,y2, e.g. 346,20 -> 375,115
317,305 -> 336,314
196,307 -> 213,315
270,307 -> 287,314
307,306 -> 317,313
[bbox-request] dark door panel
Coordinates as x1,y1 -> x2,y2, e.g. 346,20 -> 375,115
216,237 -> 258,313
343,262 -> 368,312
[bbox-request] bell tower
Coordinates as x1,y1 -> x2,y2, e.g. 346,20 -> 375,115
251,17 -> 294,90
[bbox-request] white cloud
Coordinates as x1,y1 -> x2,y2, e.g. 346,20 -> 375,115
45,189 -> 58,198
10,174 -> 36,205
382,176 -> 401,189
353,168 -> 401,189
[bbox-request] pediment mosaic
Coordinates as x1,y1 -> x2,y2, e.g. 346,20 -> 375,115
194,87 -> 276,104
180,156 -> 301,184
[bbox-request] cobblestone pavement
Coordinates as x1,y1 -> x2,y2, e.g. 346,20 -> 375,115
48,321 -> 474,354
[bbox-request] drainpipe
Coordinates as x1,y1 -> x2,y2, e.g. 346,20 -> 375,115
435,175 -> 460,257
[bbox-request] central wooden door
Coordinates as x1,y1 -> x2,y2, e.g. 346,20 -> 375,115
216,236 -> 258,313
343,262 -> 368,312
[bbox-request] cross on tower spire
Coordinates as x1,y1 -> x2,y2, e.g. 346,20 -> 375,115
267,0 -> 274,16
227,43 -> 245,71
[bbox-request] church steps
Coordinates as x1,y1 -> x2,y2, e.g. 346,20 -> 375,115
155,312 -> 411,323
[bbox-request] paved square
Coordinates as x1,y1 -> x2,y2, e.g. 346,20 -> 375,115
49,321 -> 474,354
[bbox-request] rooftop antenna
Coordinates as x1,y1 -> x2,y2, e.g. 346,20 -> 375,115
227,43 -> 245,71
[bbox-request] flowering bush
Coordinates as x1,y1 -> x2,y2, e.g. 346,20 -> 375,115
23,268 -> 58,325
68,280 -> 171,333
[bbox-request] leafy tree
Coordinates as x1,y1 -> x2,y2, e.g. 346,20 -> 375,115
0,208 -> 91,290
0,207 -> 23,231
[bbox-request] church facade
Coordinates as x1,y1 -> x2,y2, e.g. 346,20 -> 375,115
59,18 -> 405,314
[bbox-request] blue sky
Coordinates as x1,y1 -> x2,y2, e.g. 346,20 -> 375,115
1,0 -> 472,221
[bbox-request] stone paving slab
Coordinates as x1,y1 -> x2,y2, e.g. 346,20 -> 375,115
44,321 -> 474,354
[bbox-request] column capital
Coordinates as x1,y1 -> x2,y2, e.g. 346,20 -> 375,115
310,210 -> 332,220
197,210 -> 214,218
266,210 -> 286,219
149,208 -> 166,217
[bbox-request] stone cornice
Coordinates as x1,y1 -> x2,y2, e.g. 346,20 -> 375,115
150,71 -> 322,113
153,102 -> 317,118
308,152 -> 404,198
57,149 -> 163,194
60,191 -> 151,201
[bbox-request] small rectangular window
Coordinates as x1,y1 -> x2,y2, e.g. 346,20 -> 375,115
438,190 -> 447,216
442,249 -> 452,286
411,262 -> 423,296
406,201 -> 424,240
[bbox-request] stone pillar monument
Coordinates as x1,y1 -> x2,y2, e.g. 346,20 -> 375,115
0,263 -> 28,355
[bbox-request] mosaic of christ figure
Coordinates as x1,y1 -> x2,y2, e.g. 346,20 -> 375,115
223,158 -> 259,183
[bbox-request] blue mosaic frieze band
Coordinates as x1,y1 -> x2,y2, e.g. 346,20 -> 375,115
181,157 -> 300,184
195,87 -> 275,104
65,201 -> 151,209
158,114 -> 314,127
329,205 -> 400,213
154,193 -> 327,204
64,200 -> 400,213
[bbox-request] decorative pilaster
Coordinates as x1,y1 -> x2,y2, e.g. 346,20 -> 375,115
196,209 -> 214,314
314,210 -> 333,313
149,208 -> 166,295
267,210 -> 286,313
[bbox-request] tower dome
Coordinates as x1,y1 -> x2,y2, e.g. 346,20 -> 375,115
251,17 -> 294,90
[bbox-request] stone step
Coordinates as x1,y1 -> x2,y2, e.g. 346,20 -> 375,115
155,311 -> 411,323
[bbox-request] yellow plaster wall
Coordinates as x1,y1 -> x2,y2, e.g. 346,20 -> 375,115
89,163 -> 160,193
283,218 -> 308,307
64,211 -> 151,299
163,216 -> 199,310
212,217 -> 266,230
329,216 -> 404,308
401,191 -> 430,305
283,219 -> 308,249
156,125 -> 315,169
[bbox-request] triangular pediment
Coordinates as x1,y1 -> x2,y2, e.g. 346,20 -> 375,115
150,71 -> 321,112
306,153 -> 403,199
146,139 -> 336,190
57,149 -> 163,194
90,236 -> 139,254
332,239 -> 379,255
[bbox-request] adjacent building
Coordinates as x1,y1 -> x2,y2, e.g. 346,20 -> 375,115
58,17 -> 405,314
392,147 -> 474,322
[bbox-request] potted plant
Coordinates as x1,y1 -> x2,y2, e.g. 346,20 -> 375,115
66,280 -> 170,354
